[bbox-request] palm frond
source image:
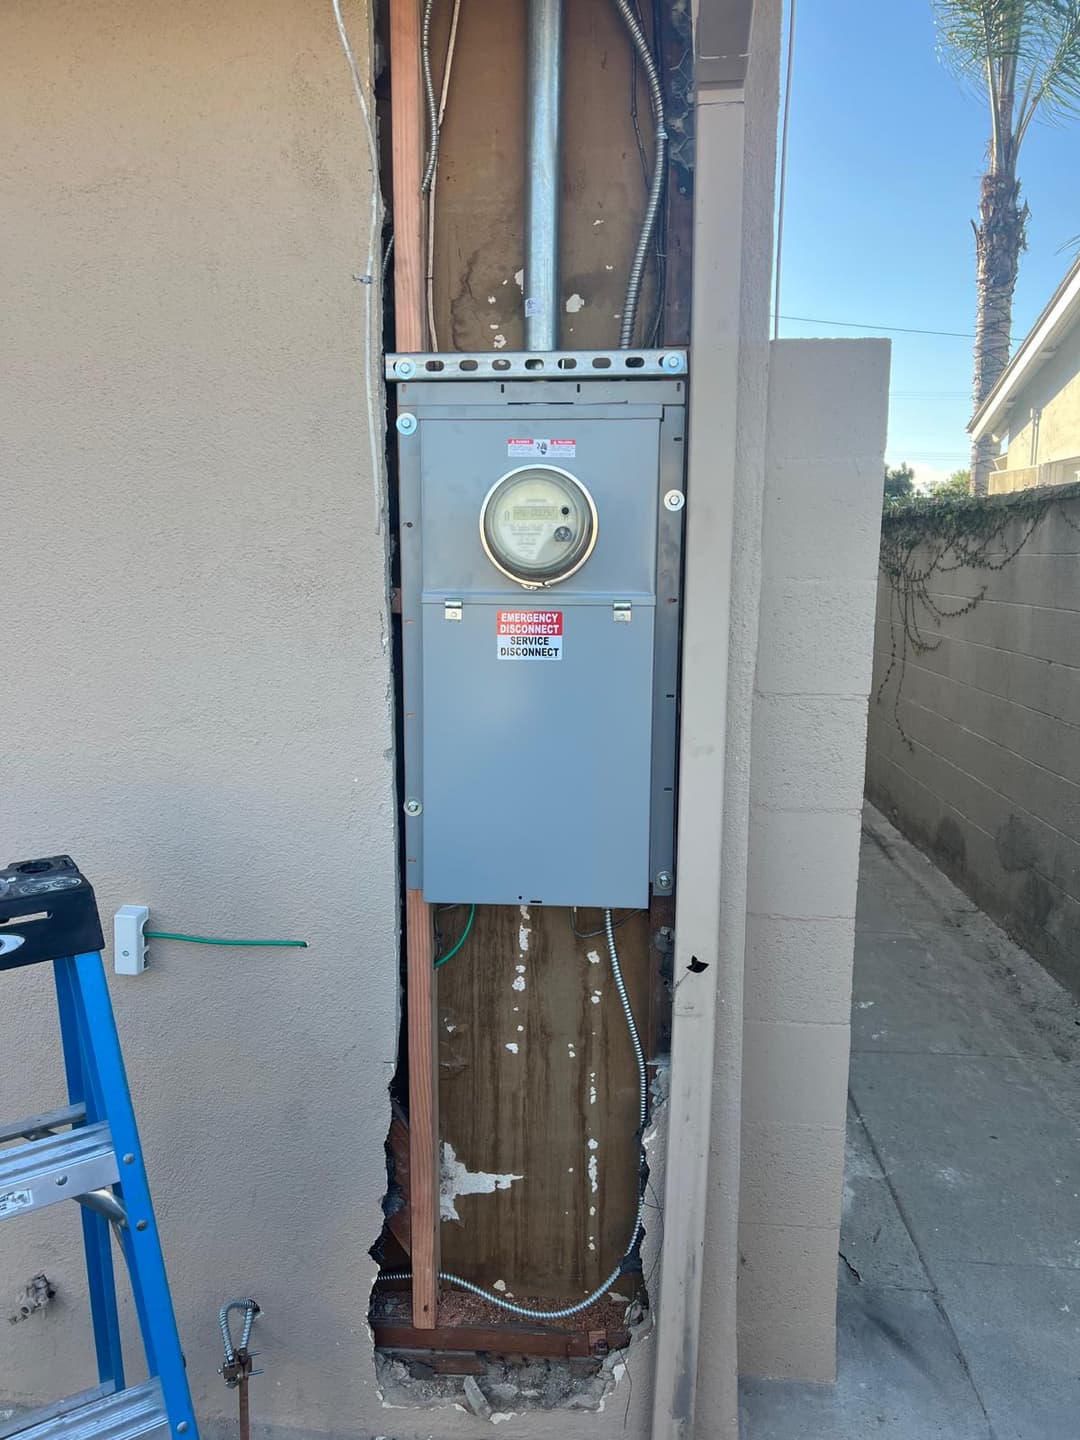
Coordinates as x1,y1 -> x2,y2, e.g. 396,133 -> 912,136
934,0 -> 1024,160
933,0 -> 1025,82
1016,0 -> 1080,139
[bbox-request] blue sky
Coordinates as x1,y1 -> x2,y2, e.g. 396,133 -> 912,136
775,0 -> 1080,485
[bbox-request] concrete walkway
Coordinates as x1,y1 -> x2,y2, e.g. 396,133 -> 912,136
741,804 -> 1080,1440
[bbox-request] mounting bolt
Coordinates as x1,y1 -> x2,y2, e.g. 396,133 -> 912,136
394,359 -> 416,379
396,413 -> 418,435
655,871 -> 673,890
55,1175 -> 68,1187
663,352 -> 685,372
123,1153 -> 134,1165
177,1424 -> 189,1434
663,490 -> 685,512
404,798 -> 423,817
135,1219 -> 148,1232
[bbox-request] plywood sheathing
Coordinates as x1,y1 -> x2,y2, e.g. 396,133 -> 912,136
437,906 -> 651,1299
424,0 -> 659,353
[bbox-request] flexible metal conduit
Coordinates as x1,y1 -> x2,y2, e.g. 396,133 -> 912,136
420,0 -> 439,194
612,0 -> 667,349
525,0 -> 564,351
381,910 -> 649,1320
219,1299 -> 258,1366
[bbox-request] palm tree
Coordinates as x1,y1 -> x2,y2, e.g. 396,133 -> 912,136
935,0 -> 1080,492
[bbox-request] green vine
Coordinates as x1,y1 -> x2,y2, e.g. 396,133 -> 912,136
877,480 -> 1080,747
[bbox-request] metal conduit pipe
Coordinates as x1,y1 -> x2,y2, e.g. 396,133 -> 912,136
612,0 -> 667,349
524,0 -> 563,351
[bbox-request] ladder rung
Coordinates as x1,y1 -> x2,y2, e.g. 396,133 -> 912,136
0,1382 -> 167,1440
0,1104 -> 87,1147
0,1387 -> 114,1440
0,1122 -> 118,1220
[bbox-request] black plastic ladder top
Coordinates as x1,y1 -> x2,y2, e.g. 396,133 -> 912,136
0,857 -> 105,972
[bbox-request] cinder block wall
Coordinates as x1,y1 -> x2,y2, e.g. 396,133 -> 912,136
867,498 -> 1080,994
738,338 -> 890,1380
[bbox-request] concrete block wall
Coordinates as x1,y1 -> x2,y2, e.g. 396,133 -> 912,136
738,338 -> 890,1381
867,498 -> 1080,994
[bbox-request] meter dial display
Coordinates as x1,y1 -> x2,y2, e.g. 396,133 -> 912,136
479,466 -> 598,587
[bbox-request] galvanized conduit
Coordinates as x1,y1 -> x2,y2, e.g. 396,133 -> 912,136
612,0 -> 667,349
525,0 -> 564,351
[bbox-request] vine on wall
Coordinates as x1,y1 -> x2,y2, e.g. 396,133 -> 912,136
876,480 -> 1080,746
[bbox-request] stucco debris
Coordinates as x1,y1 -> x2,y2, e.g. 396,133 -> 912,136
375,1346 -> 634,1417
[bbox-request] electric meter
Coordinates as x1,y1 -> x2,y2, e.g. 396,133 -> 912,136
479,466 -> 598,587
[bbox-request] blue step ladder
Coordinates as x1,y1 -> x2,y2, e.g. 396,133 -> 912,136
0,856 -> 198,1440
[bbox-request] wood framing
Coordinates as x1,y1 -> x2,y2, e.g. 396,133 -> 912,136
391,0 -> 437,1330
374,1322 -> 631,1359
405,890 -> 439,1327
390,0 -> 427,352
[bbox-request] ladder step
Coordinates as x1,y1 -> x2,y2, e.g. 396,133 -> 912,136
0,1104 -> 87,1147
0,1122 -> 118,1220
0,1382 -> 168,1440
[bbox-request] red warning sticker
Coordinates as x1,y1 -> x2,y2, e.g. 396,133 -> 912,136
506,438 -> 577,459
497,610 -> 563,661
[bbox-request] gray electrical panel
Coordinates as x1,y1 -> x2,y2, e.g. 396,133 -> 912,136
393,360 -> 686,909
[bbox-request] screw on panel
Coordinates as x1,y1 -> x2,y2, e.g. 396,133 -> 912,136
396,413 -> 418,435
404,798 -> 423,817
663,490 -> 685,512
394,359 -> 416,379
663,353 -> 685,372
656,871 -> 673,890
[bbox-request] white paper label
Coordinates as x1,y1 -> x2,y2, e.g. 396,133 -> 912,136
506,438 -> 577,459
497,610 -> 563,660
0,1189 -> 34,1218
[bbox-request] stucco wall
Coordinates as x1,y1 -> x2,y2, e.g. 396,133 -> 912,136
1000,321 -> 1080,483
867,499 -> 1080,996
738,338 -> 891,1381
1,2 -> 402,1435
683,1 -> 782,1433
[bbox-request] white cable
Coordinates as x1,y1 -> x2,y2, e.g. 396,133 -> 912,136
331,0 -> 386,534
379,910 -> 648,1319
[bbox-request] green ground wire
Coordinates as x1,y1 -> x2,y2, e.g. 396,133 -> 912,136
144,932 -> 308,949
434,903 -> 475,969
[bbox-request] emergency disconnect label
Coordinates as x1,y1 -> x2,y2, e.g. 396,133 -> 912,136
506,438 -> 577,459
497,610 -> 563,660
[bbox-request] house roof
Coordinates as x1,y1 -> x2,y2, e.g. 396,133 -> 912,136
969,254 -> 1080,442
695,0 -> 755,85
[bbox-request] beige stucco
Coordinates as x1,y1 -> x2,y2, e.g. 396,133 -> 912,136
993,319 -> 1080,492
1,1 -> 402,1434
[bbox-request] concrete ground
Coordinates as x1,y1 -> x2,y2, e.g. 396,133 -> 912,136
741,804 -> 1080,1440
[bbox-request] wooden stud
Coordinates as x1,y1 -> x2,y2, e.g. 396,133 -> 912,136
406,889 -> 439,1327
391,0 -> 437,1332
390,0 -> 427,352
